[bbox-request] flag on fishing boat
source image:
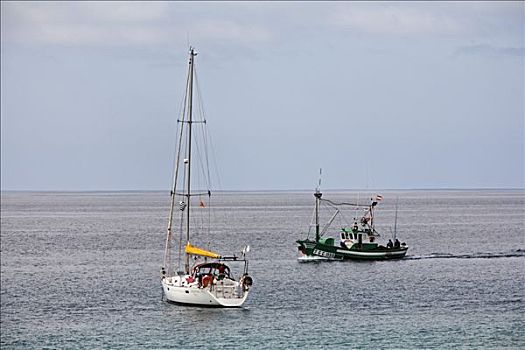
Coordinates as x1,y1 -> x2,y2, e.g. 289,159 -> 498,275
199,200 -> 206,208
375,195 -> 383,201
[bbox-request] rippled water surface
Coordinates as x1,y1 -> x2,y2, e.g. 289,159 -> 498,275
1,190 -> 524,349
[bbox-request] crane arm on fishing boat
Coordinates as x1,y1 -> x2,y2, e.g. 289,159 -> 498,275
320,198 -> 370,208
320,209 -> 340,236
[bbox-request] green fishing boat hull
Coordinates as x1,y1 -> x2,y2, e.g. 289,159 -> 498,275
297,239 -> 408,260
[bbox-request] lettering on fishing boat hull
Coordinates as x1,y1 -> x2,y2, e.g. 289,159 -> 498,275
313,249 -> 335,259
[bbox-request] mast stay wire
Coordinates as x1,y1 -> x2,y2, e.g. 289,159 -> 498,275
321,200 -> 364,233
193,67 -> 213,238
169,62 -> 191,273
193,62 -> 234,243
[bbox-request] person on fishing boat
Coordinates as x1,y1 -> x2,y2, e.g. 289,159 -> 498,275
387,239 -> 393,249
394,239 -> 400,248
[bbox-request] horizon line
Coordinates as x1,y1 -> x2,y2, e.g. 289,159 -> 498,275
1,187 -> 524,194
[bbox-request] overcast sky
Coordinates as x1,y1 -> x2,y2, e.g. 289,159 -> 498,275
1,1 -> 523,191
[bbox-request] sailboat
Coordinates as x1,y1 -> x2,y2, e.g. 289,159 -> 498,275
160,47 -> 253,307
297,174 -> 408,261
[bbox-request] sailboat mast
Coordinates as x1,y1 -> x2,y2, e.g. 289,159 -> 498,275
185,47 -> 196,274
163,52 -> 192,275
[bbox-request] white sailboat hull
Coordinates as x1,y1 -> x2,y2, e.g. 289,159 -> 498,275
161,276 -> 249,308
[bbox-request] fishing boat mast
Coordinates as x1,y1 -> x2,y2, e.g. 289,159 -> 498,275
314,168 -> 322,242
393,196 -> 399,241
314,190 -> 322,242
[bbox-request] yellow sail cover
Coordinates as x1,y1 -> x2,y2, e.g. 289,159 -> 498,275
185,242 -> 221,259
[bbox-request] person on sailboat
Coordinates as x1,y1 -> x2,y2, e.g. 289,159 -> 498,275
218,264 -> 227,280
394,239 -> 400,249
387,239 -> 393,249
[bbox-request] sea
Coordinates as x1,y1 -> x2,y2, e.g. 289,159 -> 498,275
1,190 -> 524,349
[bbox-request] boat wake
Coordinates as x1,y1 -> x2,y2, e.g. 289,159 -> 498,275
406,249 -> 525,260
297,255 -> 338,262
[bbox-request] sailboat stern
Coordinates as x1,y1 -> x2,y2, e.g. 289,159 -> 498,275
161,260 -> 253,307
162,275 -> 250,308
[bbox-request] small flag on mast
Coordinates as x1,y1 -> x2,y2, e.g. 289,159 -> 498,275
199,200 -> 206,208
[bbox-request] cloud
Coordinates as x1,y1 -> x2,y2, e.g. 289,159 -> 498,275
5,1 -> 170,25
1,1 -> 173,47
0,1 -> 275,48
328,3 -> 461,36
192,19 -> 273,46
455,44 -> 525,57
326,1 -> 523,39
1,1 -> 522,49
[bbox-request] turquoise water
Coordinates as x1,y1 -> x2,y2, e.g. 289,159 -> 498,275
1,190 -> 524,349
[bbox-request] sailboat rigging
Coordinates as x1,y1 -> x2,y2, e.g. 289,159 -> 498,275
161,47 -> 253,307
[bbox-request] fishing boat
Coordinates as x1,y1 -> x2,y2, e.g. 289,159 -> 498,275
160,47 -> 253,307
297,177 -> 408,261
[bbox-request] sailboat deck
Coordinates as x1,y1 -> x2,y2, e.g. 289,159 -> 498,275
212,279 -> 243,299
